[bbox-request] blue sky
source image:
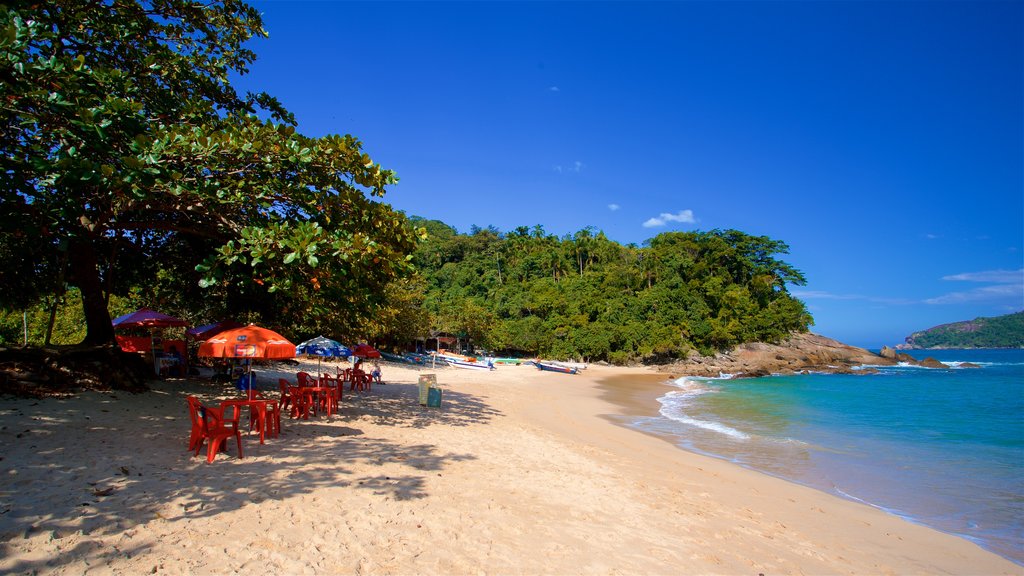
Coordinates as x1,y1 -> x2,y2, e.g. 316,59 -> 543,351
234,1 -> 1023,349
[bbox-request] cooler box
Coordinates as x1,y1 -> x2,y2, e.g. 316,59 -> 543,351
427,387 -> 442,408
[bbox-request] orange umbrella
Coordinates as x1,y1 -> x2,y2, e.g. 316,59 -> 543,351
197,324 -> 296,359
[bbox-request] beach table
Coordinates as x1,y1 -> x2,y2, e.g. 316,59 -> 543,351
319,374 -> 343,409
291,386 -> 333,419
220,398 -> 279,444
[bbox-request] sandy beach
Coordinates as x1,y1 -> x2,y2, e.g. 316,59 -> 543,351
0,360 -> 1018,575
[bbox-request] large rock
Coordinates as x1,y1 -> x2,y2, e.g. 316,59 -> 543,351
919,357 -> 949,369
658,332 -> 896,378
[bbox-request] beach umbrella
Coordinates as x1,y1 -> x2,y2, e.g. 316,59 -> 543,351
197,324 -> 296,359
296,336 -> 350,358
112,308 -> 190,374
295,335 -> 350,371
112,307 -> 188,329
349,344 -> 381,359
187,319 -> 244,341
198,324 -> 296,399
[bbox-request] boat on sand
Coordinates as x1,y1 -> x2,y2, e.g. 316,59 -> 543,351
531,360 -> 578,374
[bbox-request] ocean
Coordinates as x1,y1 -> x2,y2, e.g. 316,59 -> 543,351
625,349 -> 1024,565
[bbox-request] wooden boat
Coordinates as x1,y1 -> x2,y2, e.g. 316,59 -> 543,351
531,360 -> 578,374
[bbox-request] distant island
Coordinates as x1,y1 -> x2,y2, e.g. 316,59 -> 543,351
898,311 -> 1024,349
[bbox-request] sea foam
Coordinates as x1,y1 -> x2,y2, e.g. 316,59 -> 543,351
656,377 -> 751,440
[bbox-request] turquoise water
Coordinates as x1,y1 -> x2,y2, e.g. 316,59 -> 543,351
628,349 -> 1024,564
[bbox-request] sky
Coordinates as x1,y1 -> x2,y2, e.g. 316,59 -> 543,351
232,1 -> 1023,349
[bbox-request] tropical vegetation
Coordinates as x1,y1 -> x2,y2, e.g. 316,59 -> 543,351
1,0 -> 421,346
903,311 -> 1024,349
0,0 -> 815,368
408,221 -> 812,361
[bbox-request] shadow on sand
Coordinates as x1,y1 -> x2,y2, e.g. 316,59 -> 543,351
0,372 -> 500,573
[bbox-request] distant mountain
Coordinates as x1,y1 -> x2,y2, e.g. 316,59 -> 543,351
900,311 -> 1024,349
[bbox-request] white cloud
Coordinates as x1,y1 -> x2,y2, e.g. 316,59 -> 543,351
791,290 -> 913,305
790,290 -> 862,301
941,269 -> 1023,283
548,86 -> 560,92
792,268 -> 1024,309
925,268 -> 1024,305
553,161 -> 584,174
925,283 -> 1024,305
608,203 -> 620,211
642,210 -> 696,228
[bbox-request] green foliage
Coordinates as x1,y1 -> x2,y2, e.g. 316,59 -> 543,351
411,223 -> 813,363
1,1 -> 421,344
0,288 -> 141,346
905,311 -> 1024,348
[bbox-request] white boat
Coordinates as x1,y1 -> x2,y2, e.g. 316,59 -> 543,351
531,360 -> 579,374
446,359 -> 495,371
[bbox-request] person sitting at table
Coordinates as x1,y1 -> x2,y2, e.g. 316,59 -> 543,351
370,362 -> 383,384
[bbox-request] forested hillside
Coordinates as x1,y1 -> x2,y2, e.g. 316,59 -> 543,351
1,218 -> 815,364
902,311 -> 1024,349
412,219 -> 813,362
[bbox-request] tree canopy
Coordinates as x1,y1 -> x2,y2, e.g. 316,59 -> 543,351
409,221 -> 813,361
1,0 -> 421,344
1,1 -> 814,364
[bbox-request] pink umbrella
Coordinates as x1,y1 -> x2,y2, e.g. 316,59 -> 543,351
112,307 -> 188,328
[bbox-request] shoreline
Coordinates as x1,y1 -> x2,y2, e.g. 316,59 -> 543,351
0,361 -> 1018,574
592,369 -> 1023,567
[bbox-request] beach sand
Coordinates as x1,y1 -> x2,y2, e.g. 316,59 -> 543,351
0,361 -> 1018,575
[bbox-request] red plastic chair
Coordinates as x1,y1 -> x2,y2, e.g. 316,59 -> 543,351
187,396 -> 243,463
277,378 -> 293,413
249,390 -> 282,439
319,374 -> 340,415
288,384 -> 312,419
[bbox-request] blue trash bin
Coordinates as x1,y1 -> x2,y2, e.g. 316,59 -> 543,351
427,387 -> 442,408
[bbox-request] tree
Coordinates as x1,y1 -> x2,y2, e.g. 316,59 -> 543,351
410,223 -> 813,363
1,1 -> 421,345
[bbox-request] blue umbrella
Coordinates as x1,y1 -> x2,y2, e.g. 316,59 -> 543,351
295,336 -> 350,370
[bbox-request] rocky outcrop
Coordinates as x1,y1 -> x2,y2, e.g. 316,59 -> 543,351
656,332 -> 950,378
918,357 -> 949,369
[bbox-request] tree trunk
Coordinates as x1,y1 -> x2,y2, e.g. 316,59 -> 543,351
68,236 -> 116,345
